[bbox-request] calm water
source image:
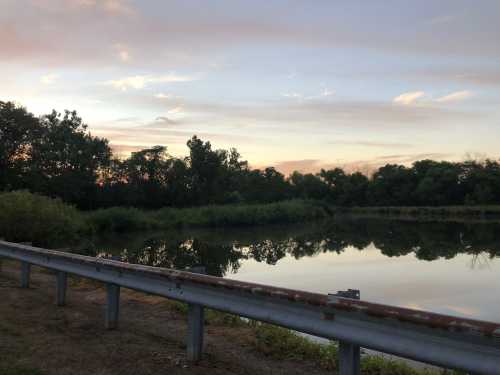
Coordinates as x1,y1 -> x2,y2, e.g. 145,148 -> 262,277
87,217 -> 500,322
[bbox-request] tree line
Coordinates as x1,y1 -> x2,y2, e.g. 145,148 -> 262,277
2,101 -> 500,210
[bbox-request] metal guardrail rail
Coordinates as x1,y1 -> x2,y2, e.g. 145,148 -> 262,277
0,240 -> 499,375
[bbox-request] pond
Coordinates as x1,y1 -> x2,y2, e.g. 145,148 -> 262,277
86,217 -> 500,322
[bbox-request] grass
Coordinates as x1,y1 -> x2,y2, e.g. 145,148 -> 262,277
86,200 -> 331,234
0,368 -> 45,375
3,190 -> 500,248
337,205 -> 500,219
252,323 -> 338,369
163,303 -> 455,375
0,191 -> 331,243
249,324 -> 465,374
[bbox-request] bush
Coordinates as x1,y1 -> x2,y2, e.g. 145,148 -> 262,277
0,191 -> 84,247
85,200 -> 331,234
85,207 -> 156,233
153,200 -> 330,229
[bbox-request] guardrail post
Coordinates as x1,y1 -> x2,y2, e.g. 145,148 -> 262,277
332,289 -> 361,375
187,266 -> 206,362
105,283 -> 120,330
339,341 -> 360,375
20,262 -> 31,288
56,271 -> 67,306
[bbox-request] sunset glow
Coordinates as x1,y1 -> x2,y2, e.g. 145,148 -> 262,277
2,0 -> 499,173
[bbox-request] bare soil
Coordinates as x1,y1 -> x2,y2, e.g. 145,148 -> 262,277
0,261 -> 330,375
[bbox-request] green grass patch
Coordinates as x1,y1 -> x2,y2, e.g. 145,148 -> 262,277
253,323 -> 338,369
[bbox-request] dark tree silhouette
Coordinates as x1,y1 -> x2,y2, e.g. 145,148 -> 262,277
2,101 -> 500,210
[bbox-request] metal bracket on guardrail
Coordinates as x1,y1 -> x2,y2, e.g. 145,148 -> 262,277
330,289 -> 360,300
329,289 -> 361,375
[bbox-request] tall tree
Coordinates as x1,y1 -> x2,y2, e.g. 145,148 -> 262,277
28,110 -> 111,208
0,101 -> 40,190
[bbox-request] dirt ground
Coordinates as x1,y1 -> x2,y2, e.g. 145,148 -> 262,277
0,261 -> 331,375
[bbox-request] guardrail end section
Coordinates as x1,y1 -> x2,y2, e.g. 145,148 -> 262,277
105,283 -> 120,330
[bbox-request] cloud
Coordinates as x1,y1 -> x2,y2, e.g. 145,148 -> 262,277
40,73 -> 59,84
393,91 -> 426,105
102,0 -> 134,15
272,152 -> 453,176
105,74 -> 196,91
192,98 -> 476,128
155,93 -> 173,99
152,116 -> 178,126
71,0 -> 135,15
282,88 -> 335,100
321,88 -> 334,97
435,90 -> 474,103
282,92 -> 302,99
328,140 -> 412,149
393,90 -> 474,106
167,106 -> 183,115
428,14 -> 457,25
110,143 -> 151,158
112,44 -> 130,62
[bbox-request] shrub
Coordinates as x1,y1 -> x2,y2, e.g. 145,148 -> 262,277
85,207 -> 156,233
0,191 -> 84,247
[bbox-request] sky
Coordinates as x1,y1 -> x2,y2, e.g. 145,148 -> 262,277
1,0 -> 499,174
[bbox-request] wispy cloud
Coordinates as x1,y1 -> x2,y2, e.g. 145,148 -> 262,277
272,152 -> 453,176
113,44 -> 130,62
72,0 -> 135,15
282,88 -> 334,100
282,92 -> 303,99
40,73 -> 59,85
393,91 -> 426,105
105,74 -> 196,91
305,88 -> 334,100
435,90 -> 474,103
328,140 -> 412,149
428,14 -> 457,25
155,93 -> 173,99
167,106 -> 184,115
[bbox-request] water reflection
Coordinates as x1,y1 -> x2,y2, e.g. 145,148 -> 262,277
87,218 -> 500,277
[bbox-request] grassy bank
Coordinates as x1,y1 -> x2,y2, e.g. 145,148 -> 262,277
0,191 -> 330,246
86,199 -> 330,233
335,205 -> 500,219
3,190 -> 500,248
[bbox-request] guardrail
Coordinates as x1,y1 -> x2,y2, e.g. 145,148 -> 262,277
0,240 -> 499,375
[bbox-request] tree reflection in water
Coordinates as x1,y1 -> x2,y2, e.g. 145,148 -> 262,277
89,218 -> 500,277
